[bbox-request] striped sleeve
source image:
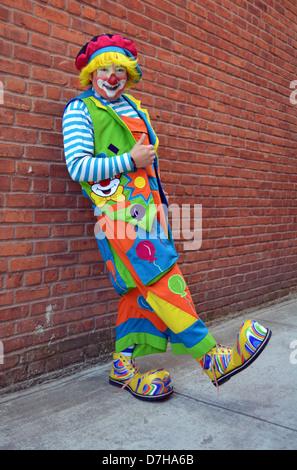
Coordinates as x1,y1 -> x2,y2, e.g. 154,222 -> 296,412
62,99 -> 134,182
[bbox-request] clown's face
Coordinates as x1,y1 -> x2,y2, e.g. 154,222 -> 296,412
92,64 -> 127,101
91,176 -> 121,198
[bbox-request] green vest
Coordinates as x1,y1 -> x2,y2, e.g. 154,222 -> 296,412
79,93 -> 161,232
65,90 -> 179,293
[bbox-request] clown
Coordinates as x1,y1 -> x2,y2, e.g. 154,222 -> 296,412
90,176 -> 125,207
63,34 -> 272,400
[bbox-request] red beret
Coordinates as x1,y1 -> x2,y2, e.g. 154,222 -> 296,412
75,34 -> 139,71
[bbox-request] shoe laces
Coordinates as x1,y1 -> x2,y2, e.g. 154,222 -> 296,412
214,343 -> 232,354
207,350 -> 219,393
113,357 -> 139,393
200,343 -> 231,392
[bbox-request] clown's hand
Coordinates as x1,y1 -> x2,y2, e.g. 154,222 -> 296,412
130,133 -> 155,168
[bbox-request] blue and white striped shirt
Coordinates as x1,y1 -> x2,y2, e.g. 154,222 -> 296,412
62,88 -> 139,182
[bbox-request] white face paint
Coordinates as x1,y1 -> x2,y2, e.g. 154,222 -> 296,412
95,78 -> 127,98
92,64 -> 128,101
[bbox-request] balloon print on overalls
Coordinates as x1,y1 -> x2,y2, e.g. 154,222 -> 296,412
135,240 -> 163,273
168,274 -> 196,314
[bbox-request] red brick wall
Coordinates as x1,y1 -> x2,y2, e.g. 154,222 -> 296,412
1,0 -> 296,392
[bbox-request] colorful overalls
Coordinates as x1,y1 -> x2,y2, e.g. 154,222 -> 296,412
64,90 -> 216,360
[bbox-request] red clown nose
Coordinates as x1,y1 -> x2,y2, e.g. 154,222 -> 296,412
108,74 -> 118,85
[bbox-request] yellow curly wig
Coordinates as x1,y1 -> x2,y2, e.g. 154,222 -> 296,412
79,51 -> 141,89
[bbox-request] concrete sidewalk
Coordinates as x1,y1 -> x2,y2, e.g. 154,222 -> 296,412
0,297 -> 296,450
